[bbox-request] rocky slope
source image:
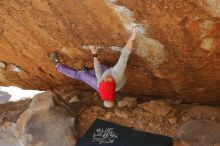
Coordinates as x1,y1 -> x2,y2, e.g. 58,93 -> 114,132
0,0 -> 220,104
0,91 -> 220,146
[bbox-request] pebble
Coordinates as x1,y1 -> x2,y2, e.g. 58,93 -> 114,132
168,117 -> 177,125
117,97 -> 137,109
114,109 -> 129,119
148,122 -> 154,128
69,96 -> 80,103
105,112 -> 111,120
182,116 -> 191,122
139,100 -> 173,116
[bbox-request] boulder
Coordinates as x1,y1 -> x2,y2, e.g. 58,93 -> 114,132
16,91 -> 77,146
177,120 -> 220,146
0,122 -> 21,146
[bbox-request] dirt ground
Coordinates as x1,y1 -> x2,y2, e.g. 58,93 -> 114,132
68,91 -> 220,146
0,0 -> 219,104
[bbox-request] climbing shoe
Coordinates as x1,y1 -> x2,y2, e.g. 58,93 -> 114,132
50,52 -> 59,65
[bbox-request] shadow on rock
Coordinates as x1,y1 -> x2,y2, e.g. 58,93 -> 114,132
16,91 -> 77,146
0,90 -> 11,104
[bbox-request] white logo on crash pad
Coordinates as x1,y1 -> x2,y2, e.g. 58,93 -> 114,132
92,128 -> 118,144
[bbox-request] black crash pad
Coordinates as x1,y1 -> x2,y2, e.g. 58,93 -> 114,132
77,119 -> 172,146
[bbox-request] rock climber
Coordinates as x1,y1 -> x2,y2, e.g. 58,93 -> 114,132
50,27 -> 138,108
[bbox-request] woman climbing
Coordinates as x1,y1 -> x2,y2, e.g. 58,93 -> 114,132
51,27 -> 138,108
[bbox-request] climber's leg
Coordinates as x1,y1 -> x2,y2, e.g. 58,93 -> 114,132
56,64 -> 98,90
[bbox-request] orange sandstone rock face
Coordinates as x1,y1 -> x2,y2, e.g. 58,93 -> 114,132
0,0 -> 219,104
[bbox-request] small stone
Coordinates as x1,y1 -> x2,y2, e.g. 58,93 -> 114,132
135,121 -> 144,130
69,95 -> 80,103
166,112 -> 177,123
139,100 -> 173,116
157,127 -> 162,131
168,117 -> 177,125
186,105 -> 220,121
128,120 -> 135,127
114,109 -> 129,119
117,97 -> 137,109
105,112 -> 111,120
182,116 -> 191,122
211,116 -> 216,121
91,106 -> 105,116
71,24 -> 76,29
200,37 -> 215,51
117,100 -> 128,108
148,122 -> 154,128
195,113 -> 202,119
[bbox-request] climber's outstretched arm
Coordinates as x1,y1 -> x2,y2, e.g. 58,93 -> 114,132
112,27 -> 138,77
90,47 -> 102,82
124,28 -> 137,53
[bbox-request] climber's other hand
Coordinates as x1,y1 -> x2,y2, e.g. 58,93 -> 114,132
90,46 -> 98,54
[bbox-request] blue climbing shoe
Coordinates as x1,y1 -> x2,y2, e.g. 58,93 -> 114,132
50,52 -> 59,65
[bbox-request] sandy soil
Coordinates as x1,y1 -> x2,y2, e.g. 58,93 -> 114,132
69,91 -> 220,145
